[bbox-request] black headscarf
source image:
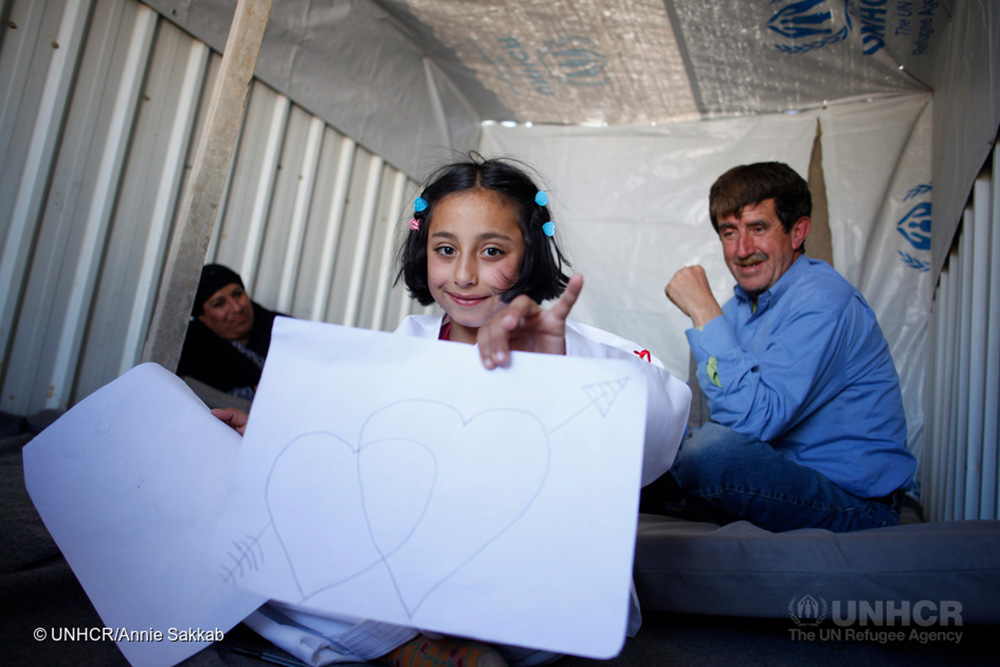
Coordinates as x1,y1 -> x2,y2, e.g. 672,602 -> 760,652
193,264 -> 244,316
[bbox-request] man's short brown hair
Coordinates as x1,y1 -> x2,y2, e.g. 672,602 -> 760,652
709,162 -> 811,234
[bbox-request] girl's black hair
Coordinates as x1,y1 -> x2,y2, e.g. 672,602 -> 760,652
395,154 -> 571,306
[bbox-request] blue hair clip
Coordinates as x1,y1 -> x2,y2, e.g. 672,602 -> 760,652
535,191 -> 549,207
414,197 -> 428,213
542,221 -> 556,237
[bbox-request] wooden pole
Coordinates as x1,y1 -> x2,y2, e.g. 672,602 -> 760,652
142,0 -> 273,370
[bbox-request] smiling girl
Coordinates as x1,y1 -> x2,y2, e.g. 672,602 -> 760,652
384,155 -> 691,665
218,156 -> 690,667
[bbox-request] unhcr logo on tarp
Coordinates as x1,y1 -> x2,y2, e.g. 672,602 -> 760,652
768,0 -> 896,56
898,203 -> 931,250
490,34 -> 610,97
538,36 -> 609,87
897,183 -> 932,272
495,37 -> 557,96
769,0 -> 852,54
770,1 -> 943,57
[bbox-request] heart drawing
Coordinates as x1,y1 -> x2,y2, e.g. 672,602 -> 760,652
264,399 -> 551,618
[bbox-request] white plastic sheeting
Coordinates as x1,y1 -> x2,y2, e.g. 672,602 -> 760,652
928,1 -> 1000,275
141,0 -> 950,177
481,93 -> 931,456
141,0 -> 485,179
481,114 -> 816,377
822,94 -> 934,470
404,0 -> 699,125
132,0 -> 1000,335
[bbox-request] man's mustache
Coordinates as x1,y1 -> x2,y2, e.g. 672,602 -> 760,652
734,252 -> 768,266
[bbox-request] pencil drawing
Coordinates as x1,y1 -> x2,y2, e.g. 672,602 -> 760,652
219,378 -> 629,618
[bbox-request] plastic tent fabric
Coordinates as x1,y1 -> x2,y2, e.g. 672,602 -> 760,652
139,0 -> 1000,482
144,1 -> 945,175
480,95 -> 932,458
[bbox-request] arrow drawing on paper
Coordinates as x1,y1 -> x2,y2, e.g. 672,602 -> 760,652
219,379 -> 630,619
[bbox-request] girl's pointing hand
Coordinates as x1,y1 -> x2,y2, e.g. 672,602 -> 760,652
477,274 -> 584,370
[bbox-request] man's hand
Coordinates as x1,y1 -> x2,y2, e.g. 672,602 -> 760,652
665,265 -> 723,328
477,274 -> 584,370
211,407 -> 249,436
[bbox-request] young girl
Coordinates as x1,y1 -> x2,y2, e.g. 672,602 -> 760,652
393,157 -> 689,487
216,156 -> 691,667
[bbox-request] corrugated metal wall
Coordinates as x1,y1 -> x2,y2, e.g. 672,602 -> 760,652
923,144 -> 1000,521
0,0 -> 424,416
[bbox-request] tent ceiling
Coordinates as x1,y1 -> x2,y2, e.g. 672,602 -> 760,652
146,0 -> 951,173
393,0 -> 939,124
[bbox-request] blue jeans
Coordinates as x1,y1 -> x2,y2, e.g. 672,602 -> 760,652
668,423 -> 901,533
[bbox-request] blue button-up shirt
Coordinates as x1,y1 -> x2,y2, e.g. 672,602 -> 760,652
686,256 -> 915,498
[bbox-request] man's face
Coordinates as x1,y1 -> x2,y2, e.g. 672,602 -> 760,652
717,198 -> 810,299
197,283 -> 254,342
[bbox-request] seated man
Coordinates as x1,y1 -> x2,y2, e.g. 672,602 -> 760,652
177,264 -> 281,401
653,161 -> 916,533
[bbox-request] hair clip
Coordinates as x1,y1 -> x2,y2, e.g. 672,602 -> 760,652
414,197 -> 428,213
409,218 -> 421,231
542,221 -> 556,237
535,191 -> 549,207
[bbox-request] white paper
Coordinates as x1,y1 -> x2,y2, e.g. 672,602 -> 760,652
210,317 -> 648,658
22,363 -> 266,667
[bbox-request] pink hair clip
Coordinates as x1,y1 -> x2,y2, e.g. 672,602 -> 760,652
409,218 -> 421,231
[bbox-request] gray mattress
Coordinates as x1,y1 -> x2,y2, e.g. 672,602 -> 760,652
5,409 -> 999,666
634,512 -> 1000,624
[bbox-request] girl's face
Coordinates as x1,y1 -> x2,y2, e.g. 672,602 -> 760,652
426,188 -> 525,344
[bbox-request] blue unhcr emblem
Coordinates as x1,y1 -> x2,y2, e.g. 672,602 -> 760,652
769,0 -> 852,55
768,0 -> 833,39
897,183 -> 931,272
896,201 -> 932,251
538,35 -> 609,87
899,251 -> 930,272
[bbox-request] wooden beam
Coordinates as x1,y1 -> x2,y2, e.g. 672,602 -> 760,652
142,0 -> 273,370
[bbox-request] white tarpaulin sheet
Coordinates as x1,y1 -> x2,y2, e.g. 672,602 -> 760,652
141,1 -> 947,177
404,0 -> 699,126
481,93 -> 930,457
479,113 -> 818,380
821,93 -> 934,468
